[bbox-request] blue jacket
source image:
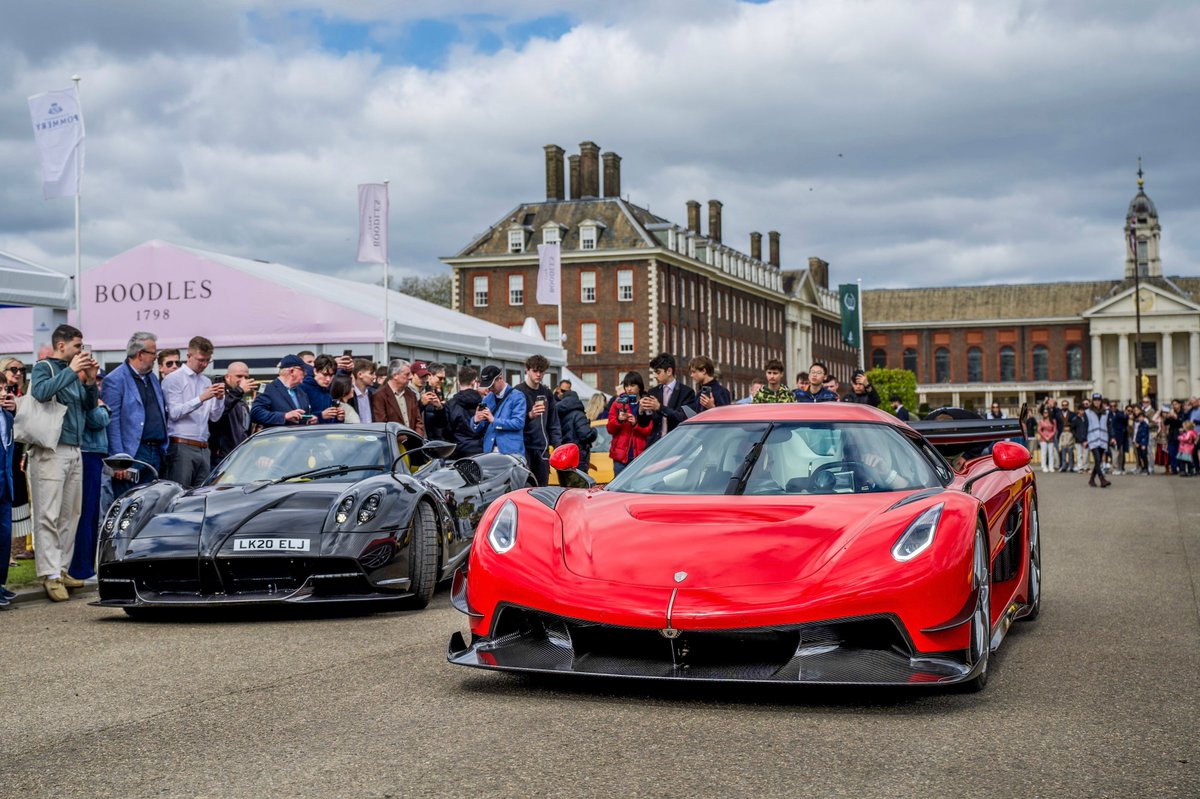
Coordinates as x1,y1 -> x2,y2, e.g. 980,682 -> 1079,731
482,386 -> 527,455
689,379 -> 732,414
101,360 -> 168,459
82,404 -> 111,455
1134,419 -> 1150,448
300,366 -> 337,424
251,378 -> 312,428
795,386 -> 841,402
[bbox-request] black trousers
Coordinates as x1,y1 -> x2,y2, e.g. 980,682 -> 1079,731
526,447 -> 550,487
1090,447 -> 1106,482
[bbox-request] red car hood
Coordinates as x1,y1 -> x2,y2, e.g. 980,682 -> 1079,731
557,490 -> 902,589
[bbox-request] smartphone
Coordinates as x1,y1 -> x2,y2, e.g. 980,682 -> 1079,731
300,413 -> 315,422
343,349 -> 353,357
700,385 -> 713,396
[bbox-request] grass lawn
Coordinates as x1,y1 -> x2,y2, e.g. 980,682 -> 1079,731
6,559 -> 39,589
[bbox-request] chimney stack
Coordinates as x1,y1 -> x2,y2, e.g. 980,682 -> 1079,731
808,256 -> 829,289
768,231 -> 781,267
602,152 -> 622,198
750,232 -> 762,261
708,200 -> 723,243
686,201 -> 701,235
568,155 -> 581,200
579,141 -> 601,198
544,144 -> 565,201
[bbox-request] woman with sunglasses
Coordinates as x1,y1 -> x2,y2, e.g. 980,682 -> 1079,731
0,358 -> 32,568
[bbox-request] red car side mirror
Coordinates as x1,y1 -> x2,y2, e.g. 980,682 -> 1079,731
549,443 -> 581,471
992,440 -> 1031,471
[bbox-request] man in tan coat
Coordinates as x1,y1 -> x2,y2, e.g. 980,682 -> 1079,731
370,359 -> 424,436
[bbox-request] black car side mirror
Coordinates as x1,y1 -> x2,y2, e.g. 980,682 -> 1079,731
391,439 -> 458,472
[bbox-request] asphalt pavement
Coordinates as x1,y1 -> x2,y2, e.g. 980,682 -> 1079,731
2,471 -> 1197,799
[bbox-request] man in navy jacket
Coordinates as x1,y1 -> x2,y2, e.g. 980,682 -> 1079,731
252,355 -> 315,428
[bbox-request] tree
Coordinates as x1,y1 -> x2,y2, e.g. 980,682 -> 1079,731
867,367 -> 918,418
384,274 -> 452,308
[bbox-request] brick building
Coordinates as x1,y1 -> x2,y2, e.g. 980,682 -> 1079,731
444,142 -> 855,396
863,171 -> 1200,411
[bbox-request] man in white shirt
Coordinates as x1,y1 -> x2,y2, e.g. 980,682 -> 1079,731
161,336 -> 225,488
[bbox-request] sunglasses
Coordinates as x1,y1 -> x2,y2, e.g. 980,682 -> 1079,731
162,360 -> 180,367
6,366 -> 26,374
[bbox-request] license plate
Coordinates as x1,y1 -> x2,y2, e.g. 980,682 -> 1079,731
233,537 -> 310,552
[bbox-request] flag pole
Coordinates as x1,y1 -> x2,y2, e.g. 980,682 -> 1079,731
856,277 -> 864,371
383,179 -> 390,363
72,74 -> 82,330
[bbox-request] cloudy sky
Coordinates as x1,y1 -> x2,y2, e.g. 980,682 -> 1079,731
2,0 -> 1198,290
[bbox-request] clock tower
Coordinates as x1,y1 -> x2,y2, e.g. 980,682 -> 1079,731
1124,160 -> 1162,279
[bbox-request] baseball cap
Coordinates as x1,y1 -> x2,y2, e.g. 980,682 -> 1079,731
278,354 -> 307,370
479,365 -> 502,388
1091,392 -> 1103,400
412,360 -> 431,378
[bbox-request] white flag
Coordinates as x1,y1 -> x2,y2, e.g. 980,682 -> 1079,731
28,86 -> 85,200
357,183 -> 389,264
536,243 -> 561,305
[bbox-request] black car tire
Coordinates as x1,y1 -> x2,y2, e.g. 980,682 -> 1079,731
399,500 -> 439,610
960,520 -> 991,693
1021,495 -> 1041,622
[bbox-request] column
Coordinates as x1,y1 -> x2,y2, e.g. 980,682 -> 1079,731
1161,332 -> 1174,400
1191,331 -> 1200,397
1090,333 -> 1104,394
1118,333 -> 1130,404
952,390 -> 961,408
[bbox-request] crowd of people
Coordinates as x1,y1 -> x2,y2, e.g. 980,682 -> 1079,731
1031,393 -> 1200,483
7,322 -> 1194,607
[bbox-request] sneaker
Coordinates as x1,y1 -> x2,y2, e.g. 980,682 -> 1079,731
0,586 -> 15,600
42,578 -> 69,602
59,572 -> 86,589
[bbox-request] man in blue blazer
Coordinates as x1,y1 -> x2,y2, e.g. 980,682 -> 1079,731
252,355 -> 316,428
1,372 -> 17,606
102,332 -> 169,498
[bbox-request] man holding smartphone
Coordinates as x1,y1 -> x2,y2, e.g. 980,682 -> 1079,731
251,355 -> 316,429
162,336 -> 226,488
514,354 -> 561,486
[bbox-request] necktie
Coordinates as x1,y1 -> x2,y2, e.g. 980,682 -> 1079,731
661,383 -> 672,437
287,388 -> 300,409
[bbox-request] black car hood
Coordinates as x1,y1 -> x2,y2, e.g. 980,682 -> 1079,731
131,483 -> 343,556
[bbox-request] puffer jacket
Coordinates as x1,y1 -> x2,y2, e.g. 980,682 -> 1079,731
556,391 -> 597,463
607,398 -> 653,466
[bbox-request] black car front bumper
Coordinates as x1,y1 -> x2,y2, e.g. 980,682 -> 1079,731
448,605 -> 980,685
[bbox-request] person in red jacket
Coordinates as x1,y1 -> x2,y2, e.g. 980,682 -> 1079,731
607,371 -> 653,476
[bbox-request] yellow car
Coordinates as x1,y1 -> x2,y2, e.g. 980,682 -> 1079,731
550,420 -> 614,486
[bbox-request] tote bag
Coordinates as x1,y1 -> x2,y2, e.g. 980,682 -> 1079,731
13,362 -> 66,450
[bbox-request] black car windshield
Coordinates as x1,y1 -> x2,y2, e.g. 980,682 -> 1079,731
605,421 -> 943,495
208,431 -> 390,485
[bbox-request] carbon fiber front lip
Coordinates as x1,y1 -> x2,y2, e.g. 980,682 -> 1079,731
447,610 -> 975,685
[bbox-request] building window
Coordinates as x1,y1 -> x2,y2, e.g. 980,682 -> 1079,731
543,227 -> 559,246
582,371 -> 598,388
1136,240 -> 1148,275
903,348 -> 918,376
967,347 -> 983,383
617,269 -> 633,302
1138,341 -> 1156,369
508,274 -> 523,305
545,323 -> 560,345
1032,345 -> 1049,381
508,230 -> 524,254
1066,345 -> 1083,380
580,225 -> 597,250
580,271 -> 596,303
871,348 -> 887,369
935,348 -> 950,383
618,322 -> 635,354
999,346 -> 1016,382
473,275 -> 488,307
580,323 -> 597,354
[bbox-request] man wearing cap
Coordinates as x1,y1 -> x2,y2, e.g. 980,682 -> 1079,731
251,355 -> 316,428
480,365 -> 526,456
1084,392 -> 1113,488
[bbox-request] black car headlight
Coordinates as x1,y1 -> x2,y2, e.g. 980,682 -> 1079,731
335,495 -> 356,525
102,503 -> 122,535
486,500 -> 518,554
891,503 -> 943,562
117,499 -> 143,533
357,491 -> 383,525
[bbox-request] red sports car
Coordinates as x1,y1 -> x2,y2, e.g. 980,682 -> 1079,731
448,403 -> 1040,690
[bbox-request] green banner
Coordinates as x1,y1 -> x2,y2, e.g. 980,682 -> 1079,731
839,283 -> 860,347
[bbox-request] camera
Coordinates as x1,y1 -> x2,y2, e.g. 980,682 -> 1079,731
617,393 -> 639,405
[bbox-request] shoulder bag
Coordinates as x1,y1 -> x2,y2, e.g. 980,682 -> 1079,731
14,361 -> 67,450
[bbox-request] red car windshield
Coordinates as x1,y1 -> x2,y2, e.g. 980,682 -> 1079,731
606,421 -> 943,495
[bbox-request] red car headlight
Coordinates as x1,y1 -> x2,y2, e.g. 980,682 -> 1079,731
487,500 -> 518,554
891,503 -> 943,562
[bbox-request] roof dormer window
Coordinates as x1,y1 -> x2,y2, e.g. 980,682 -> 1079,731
578,219 -> 605,251
541,222 -> 566,247
507,229 -> 525,254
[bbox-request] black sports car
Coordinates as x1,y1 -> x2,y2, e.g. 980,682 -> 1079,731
92,423 -> 530,615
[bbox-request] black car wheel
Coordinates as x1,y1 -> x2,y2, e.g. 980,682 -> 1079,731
1021,497 -> 1041,621
960,521 -> 991,693
398,500 -> 439,610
